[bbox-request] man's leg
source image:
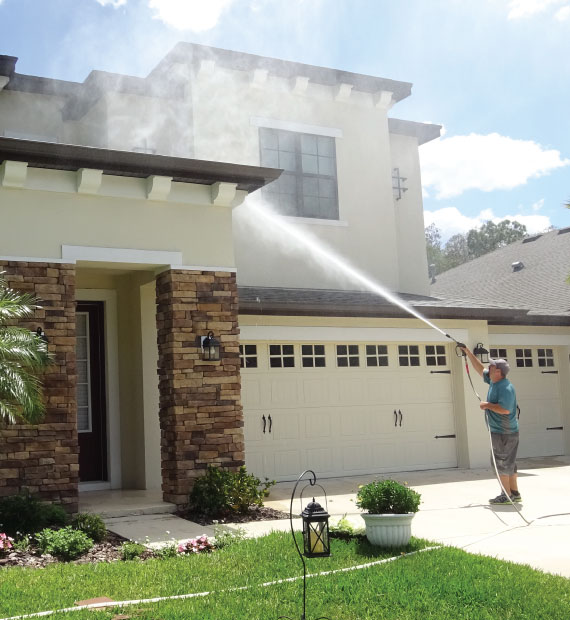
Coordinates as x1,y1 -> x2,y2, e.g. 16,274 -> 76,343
509,473 -> 518,493
499,474 -> 511,496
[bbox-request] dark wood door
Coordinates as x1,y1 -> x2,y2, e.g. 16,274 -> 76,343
76,302 -> 108,482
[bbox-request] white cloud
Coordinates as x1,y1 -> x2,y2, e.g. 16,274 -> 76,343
148,0 -> 236,31
507,0 -> 566,19
555,4 -> 570,19
531,198 -> 545,211
424,206 -> 552,242
96,0 -> 127,7
420,132 -> 569,199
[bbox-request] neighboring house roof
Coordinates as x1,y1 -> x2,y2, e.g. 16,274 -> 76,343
388,118 -> 441,145
0,137 -> 281,193
430,228 -> 570,321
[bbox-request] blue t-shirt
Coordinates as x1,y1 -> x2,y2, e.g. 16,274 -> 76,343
483,370 -> 518,434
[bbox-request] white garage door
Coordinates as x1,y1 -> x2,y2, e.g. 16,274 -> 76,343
490,346 -> 564,458
241,341 -> 457,481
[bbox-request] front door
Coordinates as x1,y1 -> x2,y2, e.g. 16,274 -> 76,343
76,301 -> 108,482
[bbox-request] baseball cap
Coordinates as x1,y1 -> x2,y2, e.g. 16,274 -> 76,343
489,358 -> 510,377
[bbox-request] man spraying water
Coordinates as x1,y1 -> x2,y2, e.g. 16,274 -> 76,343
459,345 -> 521,505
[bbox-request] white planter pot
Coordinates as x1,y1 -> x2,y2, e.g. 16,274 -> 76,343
361,513 -> 416,547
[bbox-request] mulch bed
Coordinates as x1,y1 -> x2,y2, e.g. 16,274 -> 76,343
0,507 -> 290,569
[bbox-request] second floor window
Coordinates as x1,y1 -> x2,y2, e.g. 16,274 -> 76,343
259,128 -> 339,220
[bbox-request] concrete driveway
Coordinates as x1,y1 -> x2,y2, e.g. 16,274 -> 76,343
262,456 -> 570,578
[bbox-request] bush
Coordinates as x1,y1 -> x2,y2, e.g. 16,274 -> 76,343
35,526 -> 93,560
153,542 -> 178,560
71,513 -> 106,543
0,532 -> 14,554
119,541 -> 146,561
0,493 -> 67,537
356,479 -> 421,514
189,465 -> 275,517
212,525 -> 247,550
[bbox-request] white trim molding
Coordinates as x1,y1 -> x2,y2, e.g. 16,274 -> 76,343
250,116 -> 343,138
62,245 -> 183,265
0,255 -> 75,264
490,333 -> 570,346
239,325 -> 467,343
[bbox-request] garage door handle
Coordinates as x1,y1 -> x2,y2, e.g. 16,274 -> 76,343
435,434 -> 456,439
398,409 -> 403,427
268,414 -> 273,433
394,410 -> 398,427
541,371 -> 558,374
262,414 -> 266,433
430,370 -> 451,374
546,426 -> 563,430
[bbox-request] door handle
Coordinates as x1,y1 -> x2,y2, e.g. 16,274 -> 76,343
262,414 -> 266,433
268,414 -> 273,433
546,426 -> 563,430
398,409 -> 403,427
435,434 -> 456,439
541,371 -> 558,374
394,410 -> 398,427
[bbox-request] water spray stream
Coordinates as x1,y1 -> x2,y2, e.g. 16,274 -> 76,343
244,199 -> 450,338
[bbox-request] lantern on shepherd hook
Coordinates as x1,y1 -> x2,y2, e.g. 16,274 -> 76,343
473,343 -> 489,364
277,469 -> 332,620
201,331 -> 221,361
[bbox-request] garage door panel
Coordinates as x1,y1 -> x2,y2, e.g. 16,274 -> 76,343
302,377 -> 332,405
340,408 -> 370,437
274,450 -> 303,479
305,411 -> 332,439
306,447 -> 332,474
367,377 -> 396,404
370,408 -> 400,434
342,444 -> 371,473
338,377 -> 368,405
270,378 -> 300,406
242,378 -> 261,408
370,439 -> 398,469
271,411 -> 301,441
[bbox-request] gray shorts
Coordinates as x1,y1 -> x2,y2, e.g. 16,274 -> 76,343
491,432 -> 519,476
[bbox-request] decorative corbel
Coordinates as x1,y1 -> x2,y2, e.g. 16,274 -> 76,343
146,175 -> 172,201
197,59 -> 216,79
373,90 -> 394,109
334,83 -> 353,102
290,76 -> 309,94
76,168 -> 103,195
0,76 -> 9,92
211,181 -> 238,207
0,160 -> 28,188
250,68 -> 269,87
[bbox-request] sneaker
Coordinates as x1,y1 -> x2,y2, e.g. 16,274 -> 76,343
489,493 -> 511,505
510,491 -> 522,503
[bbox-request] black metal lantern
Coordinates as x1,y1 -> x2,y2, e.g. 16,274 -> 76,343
201,331 -> 220,361
473,342 -> 489,364
278,470 -> 331,620
302,499 -> 330,558
32,326 -> 48,344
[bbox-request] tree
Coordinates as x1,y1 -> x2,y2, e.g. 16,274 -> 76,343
425,219 -> 528,277
466,220 -> 527,260
0,273 -> 51,424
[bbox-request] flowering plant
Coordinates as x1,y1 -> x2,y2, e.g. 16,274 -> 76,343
0,532 -> 14,553
177,534 -> 213,554
356,479 -> 421,514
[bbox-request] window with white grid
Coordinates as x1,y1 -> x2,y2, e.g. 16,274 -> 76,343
515,348 -> 533,368
537,348 -> 555,368
398,344 -> 420,367
76,312 -> 92,433
365,344 -> 389,367
336,344 -> 359,367
269,344 -> 295,368
490,348 -> 507,360
301,344 -> 326,368
239,344 -> 258,369
425,345 -> 447,367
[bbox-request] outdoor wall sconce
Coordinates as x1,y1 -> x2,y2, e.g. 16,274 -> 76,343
33,326 -> 48,344
473,343 -> 489,364
278,469 -> 331,620
200,331 -> 221,361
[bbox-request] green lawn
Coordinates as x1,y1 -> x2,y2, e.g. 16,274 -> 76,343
1,533 -> 569,619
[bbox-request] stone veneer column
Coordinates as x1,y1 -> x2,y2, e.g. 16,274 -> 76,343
156,269 -> 244,506
0,261 -> 78,512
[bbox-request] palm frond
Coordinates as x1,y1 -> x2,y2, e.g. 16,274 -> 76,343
0,326 -> 51,367
0,361 -> 47,424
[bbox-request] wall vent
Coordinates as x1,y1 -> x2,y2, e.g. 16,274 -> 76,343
522,234 -> 542,243
511,261 -> 524,272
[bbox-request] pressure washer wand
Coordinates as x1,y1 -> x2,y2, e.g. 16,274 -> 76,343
445,333 -> 467,358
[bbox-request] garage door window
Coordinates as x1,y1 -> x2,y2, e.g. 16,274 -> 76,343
302,344 -> 326,368
515,348 -> 533,368
490,348 -> 507,359
366,344 -> 389,367
239,344 -> 258,369
425,345 -> 447,367
269,344 -> 295,368
398,345 -> 420,367
336,344 -> 359,367
537,348 -> 555,367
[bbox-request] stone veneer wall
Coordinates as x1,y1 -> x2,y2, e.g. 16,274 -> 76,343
156,269 -> 244,506
0,261 -> 78,512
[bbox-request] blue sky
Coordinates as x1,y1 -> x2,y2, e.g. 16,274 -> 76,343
1,0 -> 569,240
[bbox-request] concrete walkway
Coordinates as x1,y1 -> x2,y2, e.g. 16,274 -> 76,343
103,456 -> 570,577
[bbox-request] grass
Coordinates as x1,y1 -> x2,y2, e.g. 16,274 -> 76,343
0,533 -> 569,619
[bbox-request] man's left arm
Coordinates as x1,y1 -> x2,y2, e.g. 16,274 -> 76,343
479,383 -> 514,415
